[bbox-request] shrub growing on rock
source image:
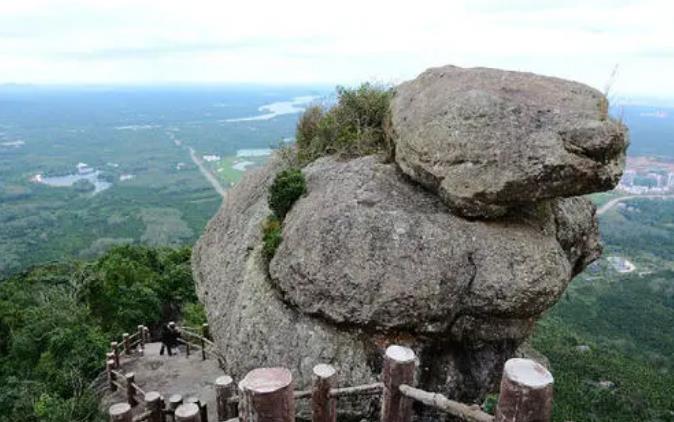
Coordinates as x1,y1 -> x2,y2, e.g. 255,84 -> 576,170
268,168 -> 306,219
295,83 -> 392,163
262,216 -> 283,260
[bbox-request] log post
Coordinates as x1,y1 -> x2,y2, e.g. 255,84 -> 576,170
123,333 -> 131,355
495,358 -> 553,422
145,391 -> 163,422
125,372 -> 137,406
106,359 -> 116,391
169,394 -> 184,412
138,325 -> 145,348
311,364 -> 337,422
109,402 -> 132,422
238,367 -> 295,422
175,403 -> 201,422
144,326 -> 151,343
216,375 -> 238,420
107,352 -> 117,369
186,397 -> 208,422
185,340 -> 191,357
202,323 -> 210,340
111,342 -> 120,368
380,345 -> 416,422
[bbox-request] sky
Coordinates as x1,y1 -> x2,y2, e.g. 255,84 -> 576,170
0,0 -> 673,100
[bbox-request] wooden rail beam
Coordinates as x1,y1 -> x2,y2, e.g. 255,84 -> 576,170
398,385 -> 493,422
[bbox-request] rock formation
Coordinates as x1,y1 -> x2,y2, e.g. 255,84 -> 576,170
390,65 -> 627,218
192,65 -> 627,411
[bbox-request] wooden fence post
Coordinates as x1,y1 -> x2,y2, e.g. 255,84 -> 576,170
138,325 -> 145,348
107,352 -> 116,369
216,375 -> 238,420
175,403 -> 201,422
125,372 -> 137,406
238,367 -> 295,422
186,397 -> 208,422
109,402 -> 132,422
145,391 -> 163,422
200,324 -> 208,361
169,394 -> 184,413
495,358 -> 553,422
380,345 -> 416,422
185,340 -> 191,357
123,333 -> 131,355
111,342 -> 120,368
202,323 -> 210,340
312,364 -> 337,422
106,359 -> 116,391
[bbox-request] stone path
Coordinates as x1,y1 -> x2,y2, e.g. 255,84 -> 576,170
102,342 -> 225,422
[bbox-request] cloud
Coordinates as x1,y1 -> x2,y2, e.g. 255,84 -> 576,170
0,0 -> 672,98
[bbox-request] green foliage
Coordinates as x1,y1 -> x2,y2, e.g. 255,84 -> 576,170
268,168 -> 306,220
532,319 -> 674,421
0,245 -> 202,421
182,302 -> 207,328
481,394 -> 498,415
295,83 -> 392,163
78,245 -> 196,335
261,216 -> 283,260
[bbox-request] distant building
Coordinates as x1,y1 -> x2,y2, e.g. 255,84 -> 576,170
668,172 -> 674,188
621,169 -> 636,186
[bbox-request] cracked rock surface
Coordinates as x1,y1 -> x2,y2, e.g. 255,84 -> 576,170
390,65 -> 628,218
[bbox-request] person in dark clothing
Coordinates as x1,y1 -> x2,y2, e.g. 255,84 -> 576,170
159,321 -> 179,356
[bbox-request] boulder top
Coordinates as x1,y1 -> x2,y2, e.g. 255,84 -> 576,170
390,64 -> 628,218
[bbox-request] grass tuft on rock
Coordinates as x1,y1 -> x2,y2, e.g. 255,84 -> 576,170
261,216 -> 283,260
295,83 -> 392,164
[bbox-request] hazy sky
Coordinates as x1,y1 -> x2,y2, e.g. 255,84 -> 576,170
1,0 -> 673,99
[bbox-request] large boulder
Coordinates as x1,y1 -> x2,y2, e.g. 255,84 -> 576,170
192,65 -> 621,412
270,156 -> 598,331
192,154 -> 601,403
390,65 -> 628,218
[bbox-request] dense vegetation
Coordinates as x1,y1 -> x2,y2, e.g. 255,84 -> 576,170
0,86 -> 326,276
295,83 -> 392,163
262,168 -> 306,260
532,198 -> 674,421
0,245 -> 205,422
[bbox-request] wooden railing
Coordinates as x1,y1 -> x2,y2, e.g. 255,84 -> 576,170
105,323 -> 218,422
107,338 -> 554,422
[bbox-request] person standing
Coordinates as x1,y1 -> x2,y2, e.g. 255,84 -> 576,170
159,321 -> 179,356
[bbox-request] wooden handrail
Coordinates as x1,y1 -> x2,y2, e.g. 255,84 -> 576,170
399,384 -> 493,422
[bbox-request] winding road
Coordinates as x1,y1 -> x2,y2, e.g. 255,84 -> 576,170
597,194 -> 674,215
